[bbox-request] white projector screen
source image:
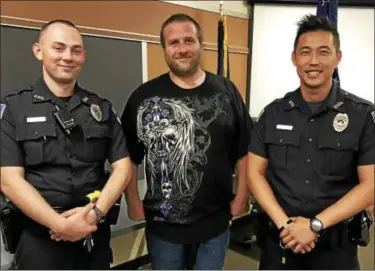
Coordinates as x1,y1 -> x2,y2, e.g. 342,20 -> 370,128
249,4 -> 374,117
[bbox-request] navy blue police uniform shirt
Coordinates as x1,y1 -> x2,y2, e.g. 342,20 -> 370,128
121,72 -> 253,244
250,80 -> 375,218
0,78 -> 129,208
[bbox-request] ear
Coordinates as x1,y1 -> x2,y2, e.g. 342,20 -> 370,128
336,50 -> 342,66
32,42 -> 43,61
82,48 -> 87,63
291,51 -> 297,67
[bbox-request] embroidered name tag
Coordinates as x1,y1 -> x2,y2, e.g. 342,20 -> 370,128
276,124 -> 293,131
26,116 -> 46,123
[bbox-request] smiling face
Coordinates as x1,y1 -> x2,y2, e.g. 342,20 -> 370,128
32,22 -> 86,85
162,21 -> 202,78
292,30 -> 342,92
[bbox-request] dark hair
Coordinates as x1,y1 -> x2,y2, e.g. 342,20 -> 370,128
38,19 -> 80,42
294,14 -> 340,51
160,13 -> 203,48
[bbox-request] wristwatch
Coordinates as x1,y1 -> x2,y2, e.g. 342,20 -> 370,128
310,217 -> 325,234
92,205 -> 106,224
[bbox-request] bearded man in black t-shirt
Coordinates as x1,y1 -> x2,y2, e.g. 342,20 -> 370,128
121,13 -> 253,270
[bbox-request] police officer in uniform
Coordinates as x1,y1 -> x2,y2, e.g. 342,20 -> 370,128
0,20 -> 131,269
248,15 -> 374,269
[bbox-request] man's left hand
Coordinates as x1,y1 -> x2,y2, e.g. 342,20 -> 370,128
366,205 -> 374,221
231,196 -> 250,218
50,207 -> 97,241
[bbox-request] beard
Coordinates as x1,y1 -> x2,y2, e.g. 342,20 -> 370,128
165,52 -> 201,78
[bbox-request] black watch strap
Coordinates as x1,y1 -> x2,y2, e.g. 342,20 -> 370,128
93,205 -> 106,223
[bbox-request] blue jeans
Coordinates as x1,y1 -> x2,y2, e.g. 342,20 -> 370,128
146,228 -> 230,270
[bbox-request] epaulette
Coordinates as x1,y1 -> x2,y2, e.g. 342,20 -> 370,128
4,86 -> 34,101
341,89 -> 374,107
255,98 -> 282,122
80,88 -> 113,109
269,97 -> 285,106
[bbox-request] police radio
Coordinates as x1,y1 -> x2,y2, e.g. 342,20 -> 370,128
53,105 -> 76,135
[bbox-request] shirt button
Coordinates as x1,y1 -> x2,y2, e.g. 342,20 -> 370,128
279,138 -> 283,143
304,203 -> 309,206
308,138 -> 313,143
306,159 -> 311,164
33,132 -> 38,136
310,118 -> 315,123
336,142 -> 341,148
305,180 -> 310,184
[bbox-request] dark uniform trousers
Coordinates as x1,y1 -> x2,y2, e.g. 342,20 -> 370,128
258,223 -> 360,270
11,223 -> 112,270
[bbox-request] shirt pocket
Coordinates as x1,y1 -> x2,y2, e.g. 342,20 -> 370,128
318,134 -> 358,176
81,123 -> 111,162
16,123 -> 57,166
264,131 -> 301,167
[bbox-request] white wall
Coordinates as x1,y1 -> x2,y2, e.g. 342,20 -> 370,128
250,4 -> 374,117
161,1 -> 249,18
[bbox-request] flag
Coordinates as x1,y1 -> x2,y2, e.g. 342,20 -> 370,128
317,0 -> 339,81
0,104 -> 6,119
217,13 -> 230,79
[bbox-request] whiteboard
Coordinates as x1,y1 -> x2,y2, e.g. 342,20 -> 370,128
249,4 -> 374,117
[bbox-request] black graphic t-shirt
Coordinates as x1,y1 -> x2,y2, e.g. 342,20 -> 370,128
121,72 -> 253,244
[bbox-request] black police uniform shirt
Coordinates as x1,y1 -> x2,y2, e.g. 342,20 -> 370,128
0,78 -> 128,208
250,80 -> 375,218
121,72 -> 253,244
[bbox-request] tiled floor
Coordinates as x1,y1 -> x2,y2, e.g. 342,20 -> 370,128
110,227 -> 374,270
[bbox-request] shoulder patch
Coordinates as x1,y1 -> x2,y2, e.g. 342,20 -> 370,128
0,103 -> 6,119
371,111 -> 375,124
256,109 -> 265,122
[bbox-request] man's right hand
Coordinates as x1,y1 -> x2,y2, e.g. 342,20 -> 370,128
52,203 -> 97,242
279,217 -> 317,254
279,223 -> 316,254
127,199 -> 145,221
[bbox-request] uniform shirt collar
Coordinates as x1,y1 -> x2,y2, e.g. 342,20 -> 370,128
32,77 -> 87,111
283,80 -> 345,114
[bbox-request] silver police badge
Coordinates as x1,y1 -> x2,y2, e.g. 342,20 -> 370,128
90,104 -> 102,122
333,113 -> 349,132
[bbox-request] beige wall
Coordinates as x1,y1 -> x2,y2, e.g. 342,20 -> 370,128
1,0 -> 249,101
162,1 -> 249,18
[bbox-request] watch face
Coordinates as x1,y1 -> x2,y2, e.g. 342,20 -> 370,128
311,219 -> 323,232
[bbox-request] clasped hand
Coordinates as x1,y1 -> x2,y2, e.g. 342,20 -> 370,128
49,203 -> 98,242
279,217 -> 319,254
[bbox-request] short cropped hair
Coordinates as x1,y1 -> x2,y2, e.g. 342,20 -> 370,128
294,14 -> 340,51
160,13 -> 203,48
